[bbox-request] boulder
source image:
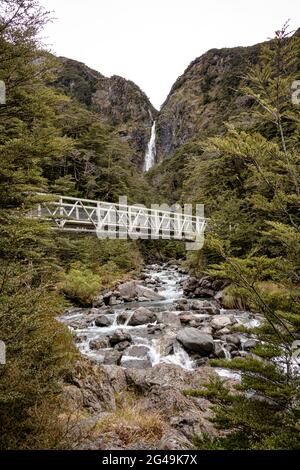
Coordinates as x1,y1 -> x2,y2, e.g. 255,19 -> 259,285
136,284 -> 165,301
225,334 -> 241,347
243,338 -> 258,350
109,296 -> 121,306
94,315 -> 113,327
156,310 -> 181,327
117,280 -> 165,302
175,299 -> 189,311
194,287 -> 215,298
124,345 -> 150,358
102,290 -> 113,305
199,277 -> 213,288
103,350 -> 122,365
121,357 -> 152,369
153,335 -> 175,356
211,315 -> 234,330
109,329 -> 132,346
214,327 -> 231,338
118,281 -> 137,302
179,313 -> 194,324
213,341 -> 227,359
189,300 -> 220,315
93,295 -> 104,308
125,363 -> 216,394
214,290 -> 224,303
176,328 -> 214,354
89,337 -> 109,350
65,359 -> 116,412
226,343 -> 238,352
183,277 -> 198,292
158,430 -> 193,451
114,340 -> 131,351
101,365 -> 127,392
117,312 -> 130,325
128,307 -> 157,326
147,323 -> 166,335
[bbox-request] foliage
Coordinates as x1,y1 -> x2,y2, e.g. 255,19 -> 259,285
61,263 -> 102,306
55,236 -> 143,305
182,25 -> 300,450
191,372 -> 300,450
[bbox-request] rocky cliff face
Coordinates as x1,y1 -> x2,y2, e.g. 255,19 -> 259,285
55,57 -> 158,169
54,29 -> 299,170
156,43 -> 261,161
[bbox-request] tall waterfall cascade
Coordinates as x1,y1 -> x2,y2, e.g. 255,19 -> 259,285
143,121 -> 156,172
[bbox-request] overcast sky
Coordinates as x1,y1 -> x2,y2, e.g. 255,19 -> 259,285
40,0 -> 300,109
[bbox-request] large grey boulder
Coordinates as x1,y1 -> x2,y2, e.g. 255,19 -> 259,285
211,315 -> 234,330
94,315 -> 113,327
176,328 -> 214,354
117,280 -> 165,302
124,345 -> 150,358
109,329 -> 132,346
128,306 -> 157,326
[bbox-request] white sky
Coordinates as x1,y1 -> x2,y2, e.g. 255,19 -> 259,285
40,0 -> 300,109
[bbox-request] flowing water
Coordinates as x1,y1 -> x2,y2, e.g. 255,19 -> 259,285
61,264 -> 258,379
143,121 -> 156,172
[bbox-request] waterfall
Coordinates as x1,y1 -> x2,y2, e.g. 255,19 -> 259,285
143,121 -> 156,172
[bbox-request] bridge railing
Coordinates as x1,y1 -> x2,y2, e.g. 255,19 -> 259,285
31,195 -> 206,242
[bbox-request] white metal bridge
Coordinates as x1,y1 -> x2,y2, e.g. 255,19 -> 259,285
31,195 -> 206,243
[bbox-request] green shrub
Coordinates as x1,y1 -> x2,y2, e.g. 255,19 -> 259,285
62,263 -> 102,306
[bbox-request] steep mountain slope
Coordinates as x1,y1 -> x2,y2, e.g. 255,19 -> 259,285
54,57 -> 158,169
156,43 -> 261,161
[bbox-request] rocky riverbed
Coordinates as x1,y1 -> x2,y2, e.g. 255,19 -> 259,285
60,264 -> 262,449
61,264 -> 261,380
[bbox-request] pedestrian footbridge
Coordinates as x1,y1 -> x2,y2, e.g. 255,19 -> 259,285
31,195 -> 206,243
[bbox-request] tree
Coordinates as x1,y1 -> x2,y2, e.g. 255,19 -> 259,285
186,25 -> 300,450
0,0 -> 77,449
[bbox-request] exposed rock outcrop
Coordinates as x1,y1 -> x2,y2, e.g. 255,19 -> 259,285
156,44 -> 261,161
55,57 -> 158,169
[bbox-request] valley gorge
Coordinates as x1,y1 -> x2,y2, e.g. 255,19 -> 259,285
52,38 -> 266,173
1,1 -> 299,453
48,27 -> 299,451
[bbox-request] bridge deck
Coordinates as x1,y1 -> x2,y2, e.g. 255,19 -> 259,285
31,195 -> 206,242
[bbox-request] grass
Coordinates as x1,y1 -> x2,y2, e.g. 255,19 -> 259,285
96,404 -> 166,445
221,286 -> 250,310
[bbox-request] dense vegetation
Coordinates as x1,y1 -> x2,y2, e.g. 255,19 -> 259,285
0,0 -> 146,449
178,25 -> 300,449
0,0 -> 299,451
